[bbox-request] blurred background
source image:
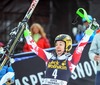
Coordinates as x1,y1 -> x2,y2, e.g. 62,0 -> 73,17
0,0 -> 100,53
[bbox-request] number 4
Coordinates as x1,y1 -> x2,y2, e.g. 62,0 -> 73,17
52,69 -> 58,78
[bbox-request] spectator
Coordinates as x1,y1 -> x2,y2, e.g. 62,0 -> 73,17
75,15 -> 96,43
88,28 -> 100,85
23,23 -> 50,52
75,24 -> 84,43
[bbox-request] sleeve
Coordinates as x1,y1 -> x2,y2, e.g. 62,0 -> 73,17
44,38 -> 51,49
7,66 -> 15,82
69,34 -> 91,72
23,43 -> 30,52
25,35 -> 52,62
71,34 -> 90,65
88,34 -> 98,61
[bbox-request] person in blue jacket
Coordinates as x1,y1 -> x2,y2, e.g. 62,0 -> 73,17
0,47 -> 15,85
75,15 -> 96,43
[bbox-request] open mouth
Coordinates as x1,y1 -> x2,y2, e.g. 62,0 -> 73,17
57,50 -> 61,52
56,50 -> 62,55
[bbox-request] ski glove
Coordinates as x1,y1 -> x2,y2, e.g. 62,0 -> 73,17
24,29 -> 31,37
85,29 -> 94,36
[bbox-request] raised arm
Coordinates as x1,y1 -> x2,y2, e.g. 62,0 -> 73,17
69,29 -> 94,72
24,29 -> 52,62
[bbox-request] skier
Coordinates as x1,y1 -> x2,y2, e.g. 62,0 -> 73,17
23,24 -> 95,85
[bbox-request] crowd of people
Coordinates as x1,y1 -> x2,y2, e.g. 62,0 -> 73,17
0,15 -> 100,85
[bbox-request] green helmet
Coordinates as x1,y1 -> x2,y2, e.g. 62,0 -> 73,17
55,34 -> 72,52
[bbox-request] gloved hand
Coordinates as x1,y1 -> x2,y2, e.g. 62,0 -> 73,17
24,29 -> 31,37
5,78 -> 14,85
85,29 -> 94,36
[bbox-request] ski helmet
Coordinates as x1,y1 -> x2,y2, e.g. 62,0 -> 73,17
54,34 -> 72,52
82,15 -> 93,22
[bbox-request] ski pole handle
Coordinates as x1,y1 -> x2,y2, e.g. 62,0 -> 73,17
76,8 -> 91,23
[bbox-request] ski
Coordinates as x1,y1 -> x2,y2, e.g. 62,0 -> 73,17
0,0 -> 39,70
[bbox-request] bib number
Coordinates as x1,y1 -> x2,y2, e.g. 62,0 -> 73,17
52,69 -> 58,78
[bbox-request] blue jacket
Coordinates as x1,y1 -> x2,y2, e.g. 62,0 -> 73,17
0,65 -> 15,85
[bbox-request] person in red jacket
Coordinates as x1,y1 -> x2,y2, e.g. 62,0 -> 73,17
23,23 -> 50,52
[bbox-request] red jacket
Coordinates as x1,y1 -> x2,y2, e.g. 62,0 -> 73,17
23,37 -> 50,52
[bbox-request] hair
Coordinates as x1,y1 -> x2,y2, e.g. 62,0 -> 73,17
30,23 -> 46,37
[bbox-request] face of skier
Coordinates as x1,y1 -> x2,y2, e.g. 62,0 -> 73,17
55,41 -> 65,56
